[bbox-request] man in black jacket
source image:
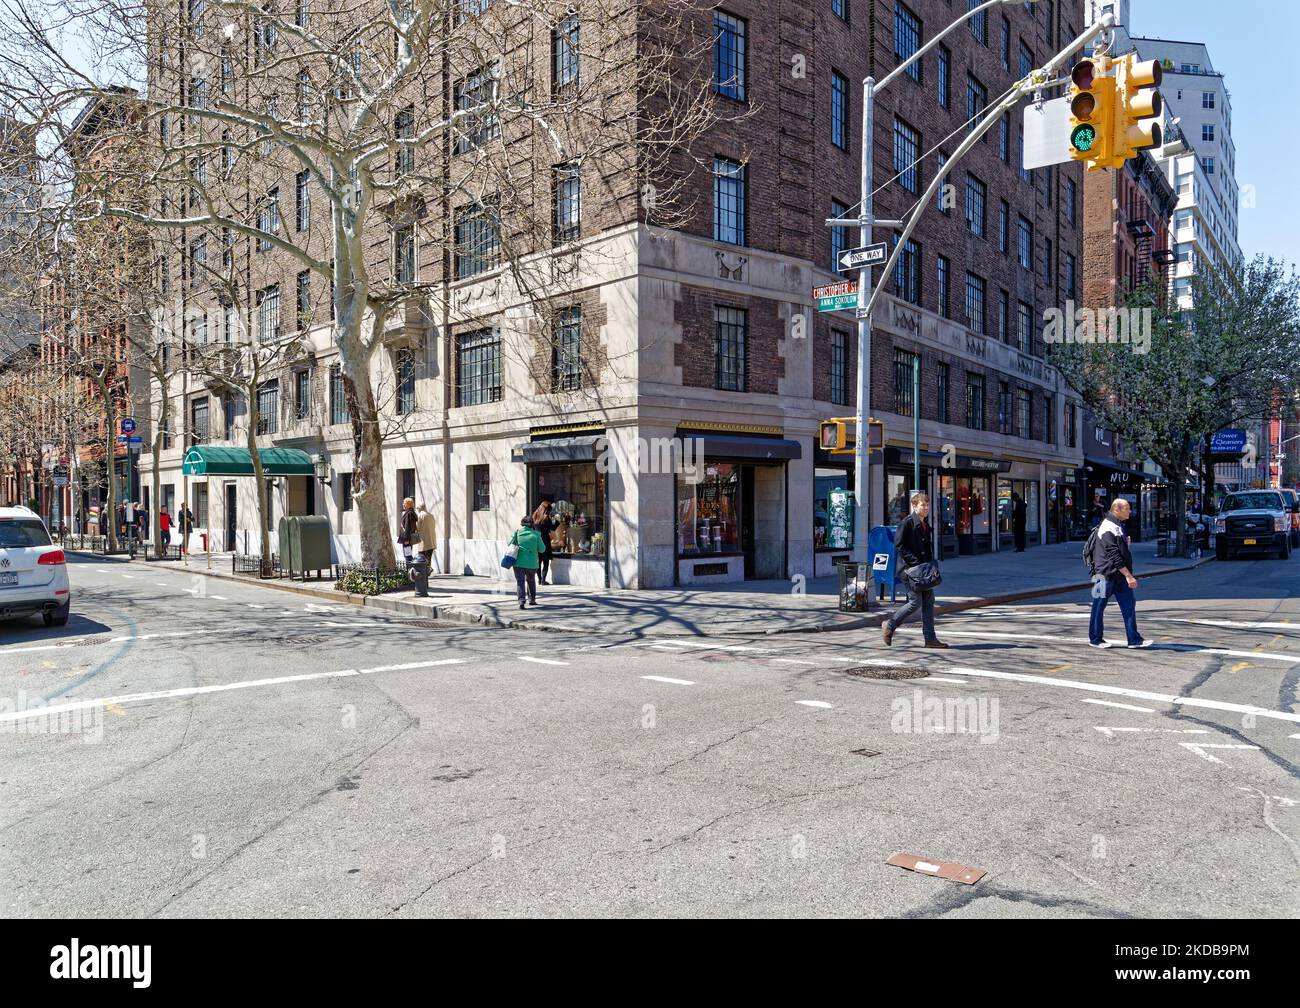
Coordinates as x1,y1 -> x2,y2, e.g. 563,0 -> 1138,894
1088,498 -> 1148,649
882,493 -> 948,648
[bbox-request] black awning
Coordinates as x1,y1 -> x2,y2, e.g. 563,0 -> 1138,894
885,446 -> 949,468
687,434 -> 802,461
1084,456 -> 1157,484
512,435 -> 604,465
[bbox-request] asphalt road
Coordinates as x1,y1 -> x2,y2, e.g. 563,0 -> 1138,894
1,553 -> 1297,918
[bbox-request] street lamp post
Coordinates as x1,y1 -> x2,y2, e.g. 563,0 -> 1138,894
833,0 -> 1039,576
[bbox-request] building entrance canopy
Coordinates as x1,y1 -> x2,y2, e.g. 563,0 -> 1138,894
180,446 -> 315,477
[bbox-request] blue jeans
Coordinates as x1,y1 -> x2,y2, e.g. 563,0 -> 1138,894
1089,576 -> 1142,646
888,587 -> 937,641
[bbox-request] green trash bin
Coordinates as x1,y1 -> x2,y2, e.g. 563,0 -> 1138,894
279,515 -> 333,580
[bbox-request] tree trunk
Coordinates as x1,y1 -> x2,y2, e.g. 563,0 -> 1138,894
103,395 -> 117,552
246,390 -> 273,576
344,358 -> 397,570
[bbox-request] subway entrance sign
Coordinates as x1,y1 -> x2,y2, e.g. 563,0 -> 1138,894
813,280 -> 858,313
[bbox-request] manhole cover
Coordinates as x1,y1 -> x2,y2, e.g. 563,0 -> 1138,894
843,665 -> 929,680
283,635 -> 329,645
402,619 -> 463,630
849,748 -> 882,757
76,635 -> 113,647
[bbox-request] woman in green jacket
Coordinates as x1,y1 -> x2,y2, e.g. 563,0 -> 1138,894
510,517 -> 546,609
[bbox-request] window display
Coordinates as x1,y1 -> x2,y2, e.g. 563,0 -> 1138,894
678,463 -> 741,554
532,463 -> 604,558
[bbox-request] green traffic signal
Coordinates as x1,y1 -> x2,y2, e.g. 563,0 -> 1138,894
1071,123 -> 1097,153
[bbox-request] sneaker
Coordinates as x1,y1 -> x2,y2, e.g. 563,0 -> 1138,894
923,640 -> 950,649
1088,641 -> 1113,649
1127,640 -> 1152,649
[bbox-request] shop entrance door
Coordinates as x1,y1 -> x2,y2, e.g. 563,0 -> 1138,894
225,483 -> 237,552
741,465 -> 756,579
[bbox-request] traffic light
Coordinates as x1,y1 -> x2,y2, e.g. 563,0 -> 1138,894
820,419 -> 853,453
1112,53 -> 1163,163
1068,57 -> 1115,170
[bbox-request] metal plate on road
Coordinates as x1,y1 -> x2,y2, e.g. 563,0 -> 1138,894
886,852 -> 987,885
837,242 -> 887,271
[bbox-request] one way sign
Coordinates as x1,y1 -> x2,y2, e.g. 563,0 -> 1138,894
837,242 -> 888,271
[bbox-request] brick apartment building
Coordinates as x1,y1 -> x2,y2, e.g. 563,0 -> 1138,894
138,0 -> 1088,587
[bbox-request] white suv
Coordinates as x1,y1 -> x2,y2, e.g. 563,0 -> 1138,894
0,506 -> 70,626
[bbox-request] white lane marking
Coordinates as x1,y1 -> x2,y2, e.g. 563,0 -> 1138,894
947,665 -> 1300,725
183,588 -> 200,595
771,658 -> 817,665
641,675 -> 695,685
638,639 -> 767,653
120,574 -> 135,579
0,658 -> 467,724
795,700 -> 834,709
247,604 -> 266,609
925,676 -> 969,684
209,595 -> 227,601
155,583 -> 169,586
1094,726 -> 1212,737
519,656 -> 569,666
1291,733 -> 1300,740
1048,612 -> 1300,632
1081,698 -> 1155,713
937,630 -> 1299,665
1179,742 -> 1260,765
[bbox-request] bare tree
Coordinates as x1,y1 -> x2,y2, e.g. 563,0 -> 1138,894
1,0 -> 721,569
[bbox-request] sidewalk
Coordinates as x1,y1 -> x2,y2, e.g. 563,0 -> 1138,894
75,539 -> 1210,637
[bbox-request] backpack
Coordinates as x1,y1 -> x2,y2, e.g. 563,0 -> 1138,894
1082,527 -> 1100,575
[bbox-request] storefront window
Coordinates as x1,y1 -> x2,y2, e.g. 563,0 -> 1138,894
814,467 -> 853,549
887,472 -> 913,526
955,476 -> 989,535
937,475 -> 956,538
532,463 -> 605,558
678,463 -> 741,554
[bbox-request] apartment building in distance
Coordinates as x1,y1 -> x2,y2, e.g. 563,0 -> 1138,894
139,0 -> 1086,587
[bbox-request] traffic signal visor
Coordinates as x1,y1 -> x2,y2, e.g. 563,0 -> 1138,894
1068,58 -> 1114,168
1116,55 -> 1163,156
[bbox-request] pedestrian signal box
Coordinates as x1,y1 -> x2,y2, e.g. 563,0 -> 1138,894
821,419 -> 853,452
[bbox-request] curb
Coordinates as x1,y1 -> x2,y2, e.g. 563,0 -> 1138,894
67,550 -> 1216,637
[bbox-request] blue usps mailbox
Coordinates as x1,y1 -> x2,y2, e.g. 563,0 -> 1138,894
869,525 -> 900,602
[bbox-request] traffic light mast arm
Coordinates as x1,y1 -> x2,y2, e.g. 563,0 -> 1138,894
858,12 -> 1116,327
878,0 -> 1029,92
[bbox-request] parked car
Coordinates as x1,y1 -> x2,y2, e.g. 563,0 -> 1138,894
1276,488 -> 1300,549
0,506 -> 70,626
1213,491 -> 1292,561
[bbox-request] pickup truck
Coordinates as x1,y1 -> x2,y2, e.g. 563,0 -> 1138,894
1213,491 -> 1292,560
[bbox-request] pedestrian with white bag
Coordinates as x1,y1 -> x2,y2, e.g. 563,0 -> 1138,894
502,516 -> 545,610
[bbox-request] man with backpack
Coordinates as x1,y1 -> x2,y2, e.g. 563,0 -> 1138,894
1085,498 -> 1149,649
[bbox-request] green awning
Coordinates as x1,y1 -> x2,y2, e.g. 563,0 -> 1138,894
181,446 -> 315,477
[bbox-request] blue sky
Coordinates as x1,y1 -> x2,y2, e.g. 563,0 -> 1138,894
1132,0 -> 1297,266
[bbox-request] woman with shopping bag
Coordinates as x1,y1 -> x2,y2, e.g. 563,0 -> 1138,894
503,516 -> 545,610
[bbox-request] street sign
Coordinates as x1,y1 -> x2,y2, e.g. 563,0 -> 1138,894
120,417 -> 137,435
1023,96 -> 1074,170
836,242 -> 888,271
117,435 -> 144,444
813,280 -> 858,313
52,475 -> 68,487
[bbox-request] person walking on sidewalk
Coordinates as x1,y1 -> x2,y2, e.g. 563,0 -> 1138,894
415,502 -> 437,569
882,493 -> 948,649
509,516 -> 545,610
532,500 -> 555,585
158,505 -> 171,549
397,497 -> 418,563
1012,491 -> 1027,552
176,503 -> 194,555
1087,498 -> 1148,649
